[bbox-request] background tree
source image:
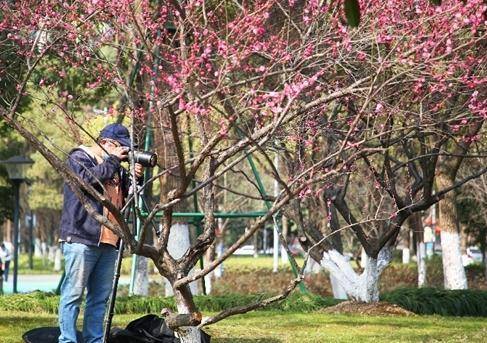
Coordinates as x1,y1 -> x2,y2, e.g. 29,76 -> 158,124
272,0 -> 486,300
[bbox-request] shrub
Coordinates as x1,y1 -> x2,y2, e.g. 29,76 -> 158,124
382,288 -> 487,317
0,291 -> 339,314
0,291 -> 59,313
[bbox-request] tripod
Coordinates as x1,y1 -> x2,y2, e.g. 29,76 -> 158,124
102,181 -> 159,343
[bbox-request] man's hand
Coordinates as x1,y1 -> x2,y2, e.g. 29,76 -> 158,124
133,163 -> 144,178
107,146 -> 128,161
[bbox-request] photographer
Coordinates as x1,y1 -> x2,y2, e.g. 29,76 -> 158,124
58,123 -> 143,343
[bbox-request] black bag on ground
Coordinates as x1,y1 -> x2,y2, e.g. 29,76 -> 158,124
22,327 -> 83,343
108,314 -> 211,343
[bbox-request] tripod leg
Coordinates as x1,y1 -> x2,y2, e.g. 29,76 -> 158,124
102,240 -> 124,343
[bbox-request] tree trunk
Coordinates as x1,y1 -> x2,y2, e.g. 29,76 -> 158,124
41,241 -> 48,266
320,247 -> 392,303
54,247 -> 62,272
409,213 -> 426,287
480,227 -> 487,279
440,230 -> 468,289
438,174 -> 468,289
165,223 -> 199,296
280,215 -> 289,265
360,247 -> 367,269
203,242 -> 216,294
253,228 -> 260,258
214,240 -> 224,278
5,220 -> 12,243
132,256 -> 149,295
34,238 -> 42,257
173,286 -> 201,343
330,274 -> 348,300
48,245 -> 56,262
304,257 -> 321,274
326,203 -> 346,298
417,242 -> 426,287
402,226 -> 411,264
402,248 -> 410,264
362,253 -> 381,302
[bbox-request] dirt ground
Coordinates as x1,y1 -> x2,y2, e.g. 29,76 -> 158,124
321,301 -> 416,316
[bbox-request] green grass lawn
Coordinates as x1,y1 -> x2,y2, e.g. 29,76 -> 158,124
1,310 -> 486,342
16,254 -> 294,274
223,255 -> 305,270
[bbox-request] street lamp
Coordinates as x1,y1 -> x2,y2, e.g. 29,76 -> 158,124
0,155 -> 33,293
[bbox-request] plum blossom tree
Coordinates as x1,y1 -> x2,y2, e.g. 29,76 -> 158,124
0,0 -> 485,340
269,0 -> 486,300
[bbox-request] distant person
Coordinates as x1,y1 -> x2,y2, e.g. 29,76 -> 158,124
58,123 -> 143,343
0,243 -> 11,282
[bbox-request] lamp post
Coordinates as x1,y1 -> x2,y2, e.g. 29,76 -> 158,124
0,155 -> 33,293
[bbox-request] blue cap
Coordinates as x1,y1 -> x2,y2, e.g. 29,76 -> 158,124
99,123 -> 133,147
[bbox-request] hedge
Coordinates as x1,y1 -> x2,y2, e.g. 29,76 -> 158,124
381,288 -> 487,317
0,291 -> 340,314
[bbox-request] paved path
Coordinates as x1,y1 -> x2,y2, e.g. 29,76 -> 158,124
1,274 -> 131,294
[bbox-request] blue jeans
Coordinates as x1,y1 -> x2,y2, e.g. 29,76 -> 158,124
58,242 -> 117,343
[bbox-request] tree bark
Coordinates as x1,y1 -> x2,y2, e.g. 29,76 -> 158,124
203,242 -> 216,294
417,242 -> 426,287
54,247 -> 62,272
280,215 -> 289,265
326,204 -> 347,299
320,246 -> 392,303
132,256 -> 149,295
409,213 -> 426,287
165,223 -> 199,296
173,285 -> 201,343
437,174 -> 468,289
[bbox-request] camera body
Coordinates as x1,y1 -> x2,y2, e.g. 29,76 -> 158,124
128,150 -> 158,168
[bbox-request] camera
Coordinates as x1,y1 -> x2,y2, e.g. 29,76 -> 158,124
128,150 -> 158,168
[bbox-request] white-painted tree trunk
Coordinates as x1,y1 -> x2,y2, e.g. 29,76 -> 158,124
330,274 -> 348,300
360,247 -> 367,269
281,215 -> 289,266
34,238 -> 42,257
41,242 -> 48,266
304,257 -> 321,274
174,290 -> 201,343
320,247 -> 392,303
272,227 -> 279,272
402,248 -> 410,264
214,241 -> 224,278
328,253 -> 349,300
440,230 -> 468,289
203,249 -> 213,294
280,246 -> 289,266
417,242 -> 426,287
54,247 -> 62,272
165,223 -> 199,296
203,272 -> 212,294
305,257 -> 349,300
48,245 -> 56,262
132,256 -> 149,295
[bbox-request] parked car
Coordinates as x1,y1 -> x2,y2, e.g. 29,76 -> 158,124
234,245 -> 256,256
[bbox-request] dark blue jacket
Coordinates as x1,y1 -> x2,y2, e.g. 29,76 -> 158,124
59,147 -> 128,246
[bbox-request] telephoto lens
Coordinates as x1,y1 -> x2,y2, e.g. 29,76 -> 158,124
130,151 -> 157,168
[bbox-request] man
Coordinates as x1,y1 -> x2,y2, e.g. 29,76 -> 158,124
0,242 -> 11,282
58,123 -> 143,343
